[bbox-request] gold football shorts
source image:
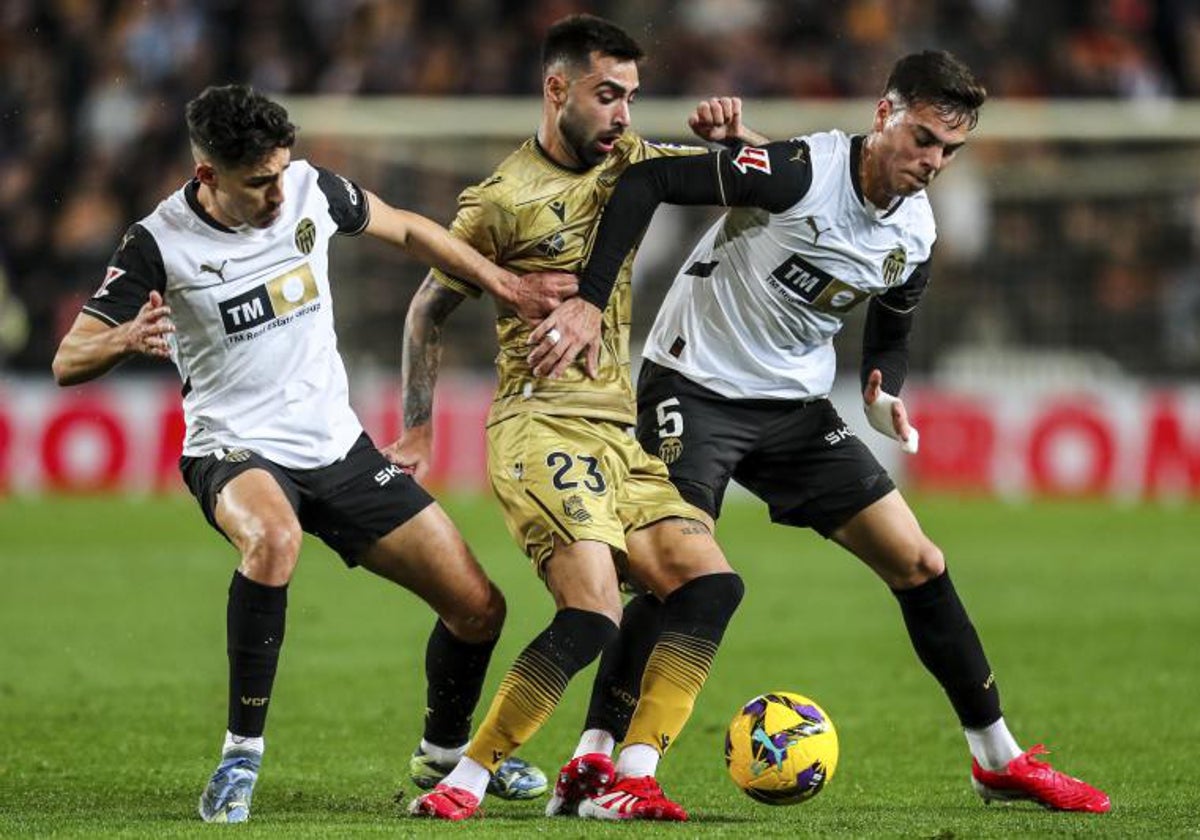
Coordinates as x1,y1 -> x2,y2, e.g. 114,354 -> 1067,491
487,411 -> 705,575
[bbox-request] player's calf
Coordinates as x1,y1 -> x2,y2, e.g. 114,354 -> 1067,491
622,572 -> 744,755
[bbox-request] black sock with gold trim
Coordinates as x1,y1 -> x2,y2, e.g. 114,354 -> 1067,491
893,569 -> 1000,728
465,608 -> 617,771
423,619 -> 498,749
584,593 -> 663,742
227,571 -> 287,738
625,572 -> 744,753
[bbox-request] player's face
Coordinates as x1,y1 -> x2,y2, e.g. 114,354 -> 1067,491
203,147 -> 291,229
557,53 -> 639,168
869,99 -> 969,200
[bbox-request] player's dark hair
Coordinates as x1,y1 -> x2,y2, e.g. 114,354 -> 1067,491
186,84 -> 296,168
542,14 -> 644,73
884,50 -> 987,130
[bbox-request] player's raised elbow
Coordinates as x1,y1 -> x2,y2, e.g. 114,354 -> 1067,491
50,349 -> 79,387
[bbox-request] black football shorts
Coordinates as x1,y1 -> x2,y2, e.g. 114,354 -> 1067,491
635,360 -> 895,537
180,432 -> 434,565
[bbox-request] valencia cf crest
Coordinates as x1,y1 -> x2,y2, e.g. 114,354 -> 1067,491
295,217 -> 316,254
882,246 -> 907,286
659,437 -> 683,465
562,494 -> 592,523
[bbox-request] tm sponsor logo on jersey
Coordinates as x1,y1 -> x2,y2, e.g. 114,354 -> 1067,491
219,264 -> 321,343
767,254 -> 868,313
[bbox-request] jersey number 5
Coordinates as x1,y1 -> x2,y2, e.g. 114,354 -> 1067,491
655,397 -> 684,438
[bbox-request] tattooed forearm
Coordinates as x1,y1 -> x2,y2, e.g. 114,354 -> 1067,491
403,275 -> 466,430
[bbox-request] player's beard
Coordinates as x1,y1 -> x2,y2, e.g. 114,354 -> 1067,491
560,109 -> 608,169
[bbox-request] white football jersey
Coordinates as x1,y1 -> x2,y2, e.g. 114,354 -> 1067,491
83,160 -> 371,468
643,130 -> 936,399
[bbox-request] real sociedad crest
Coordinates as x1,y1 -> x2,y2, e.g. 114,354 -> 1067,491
537,231 -> 566,257
562,494 -> 591,523
295,218 -> 316,254
882,246 -> 907,286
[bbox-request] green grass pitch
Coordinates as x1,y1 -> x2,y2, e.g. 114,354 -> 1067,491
1,493 -> 1197,837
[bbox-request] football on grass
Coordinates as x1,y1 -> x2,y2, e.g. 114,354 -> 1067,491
725,691 -> 839,805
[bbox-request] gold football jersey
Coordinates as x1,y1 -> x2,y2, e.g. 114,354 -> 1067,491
432,132 -> 703,426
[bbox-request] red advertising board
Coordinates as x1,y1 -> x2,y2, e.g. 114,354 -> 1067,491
2,376 -> 1199,500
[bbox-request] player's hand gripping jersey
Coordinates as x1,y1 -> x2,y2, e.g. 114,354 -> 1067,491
83,162 -> 370,468
432,132 -> 702,425
581,131 -> 936,400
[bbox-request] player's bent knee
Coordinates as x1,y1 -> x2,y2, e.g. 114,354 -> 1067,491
632,521 -> 733,595
239,522 -> 302,585
890,539 -> 945,589
442,579 -> 506,644
914,540 -> 946,581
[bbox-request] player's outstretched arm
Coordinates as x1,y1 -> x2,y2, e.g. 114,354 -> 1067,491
380,274 -> 466,483
363,191 -> 574,323
688,96 -> 769,146
528,141 -> 810,373
51,291 -> 174,386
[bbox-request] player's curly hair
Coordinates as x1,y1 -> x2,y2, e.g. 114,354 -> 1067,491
884,51 -> 988,130
186,84 -> 296,168
542,14 -> 644,73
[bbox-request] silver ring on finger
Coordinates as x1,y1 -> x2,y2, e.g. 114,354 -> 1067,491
546,327 -> 562,346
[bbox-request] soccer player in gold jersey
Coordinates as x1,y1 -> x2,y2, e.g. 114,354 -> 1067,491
402,15 -> 754,822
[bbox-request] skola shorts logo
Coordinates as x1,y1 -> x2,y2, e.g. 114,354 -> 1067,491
374,463 -> 405,486
659,436 -> 683,465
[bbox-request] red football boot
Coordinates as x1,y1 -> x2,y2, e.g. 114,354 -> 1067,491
545,752 -> 616,816
408,783 -> 481,820
972,744 -> 1111,813
578,775 -> 688,821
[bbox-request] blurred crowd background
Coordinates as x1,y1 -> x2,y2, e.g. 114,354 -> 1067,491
4,0 -> 1200,380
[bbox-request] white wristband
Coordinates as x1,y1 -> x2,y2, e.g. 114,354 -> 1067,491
864,391 -> 920,454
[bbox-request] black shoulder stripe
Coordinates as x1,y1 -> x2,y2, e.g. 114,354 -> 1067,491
82,224 -> 168,325
315,166 -> 370,235
720,140 -> 814,214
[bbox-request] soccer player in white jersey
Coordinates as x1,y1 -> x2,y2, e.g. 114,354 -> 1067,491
530,51 -> 1111,813
50,84 -> 570,823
